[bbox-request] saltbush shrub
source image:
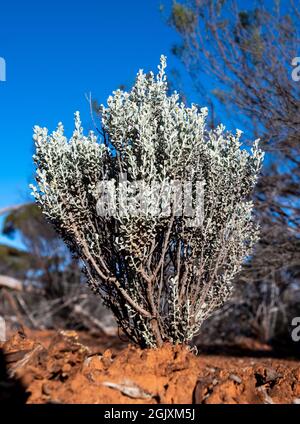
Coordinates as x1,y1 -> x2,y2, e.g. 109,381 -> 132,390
31,57 -> 263,347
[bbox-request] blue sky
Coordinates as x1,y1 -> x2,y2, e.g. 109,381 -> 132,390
0,0 -> 191,246
0,1 -> 181,205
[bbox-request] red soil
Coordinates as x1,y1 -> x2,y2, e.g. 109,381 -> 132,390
1,329 -> 300,404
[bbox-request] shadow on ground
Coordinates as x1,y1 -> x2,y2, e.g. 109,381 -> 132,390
0,348 -> 29,404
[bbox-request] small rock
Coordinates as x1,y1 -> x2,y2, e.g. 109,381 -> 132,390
293,398 -> 300,404
102,379 -> 153,399
229,374 -> 242,384
42,383 -> 51,396
265,367 -> 281,382
0,316 -> 6,342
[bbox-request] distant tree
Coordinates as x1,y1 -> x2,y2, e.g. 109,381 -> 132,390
1,203 -> 113,331
1,203 -> 82,298
0,204 -> 91,330
0,243 -> 32,279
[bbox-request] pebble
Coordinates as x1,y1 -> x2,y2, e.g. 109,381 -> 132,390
0,316 -> 6,342
229,374 -> 242,384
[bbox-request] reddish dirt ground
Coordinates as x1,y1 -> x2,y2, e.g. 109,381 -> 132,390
1,329 -> 300,404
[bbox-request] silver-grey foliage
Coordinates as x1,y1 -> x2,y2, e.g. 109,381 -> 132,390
31,56 -> 264,348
